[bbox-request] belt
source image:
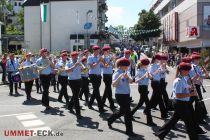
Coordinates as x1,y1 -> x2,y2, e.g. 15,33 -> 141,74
89,74 -> 101,76
40,74 -> 51,76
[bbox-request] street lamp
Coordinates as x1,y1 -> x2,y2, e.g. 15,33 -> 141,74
86,10 -> 93,49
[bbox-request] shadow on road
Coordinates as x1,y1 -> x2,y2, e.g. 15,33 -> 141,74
22,98 -> 41,106
76,116 -> 100,130
41,107 -> 65,116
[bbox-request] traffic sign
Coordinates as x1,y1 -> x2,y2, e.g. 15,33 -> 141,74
84,22 -> 92,29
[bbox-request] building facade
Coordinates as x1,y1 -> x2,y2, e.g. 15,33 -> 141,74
23,0 -> 108,53
151,0 -> 210,53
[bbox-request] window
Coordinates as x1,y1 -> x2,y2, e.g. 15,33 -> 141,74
19,2 -> 22,6
14,2 -> 17,6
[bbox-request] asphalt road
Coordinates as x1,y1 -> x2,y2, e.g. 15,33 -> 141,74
0,67 -> 210,140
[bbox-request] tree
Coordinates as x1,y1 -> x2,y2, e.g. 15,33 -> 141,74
6,24 -> 23,35
17,9 -> 24,30
115,25 -> 127,34
131,10 -> 161,42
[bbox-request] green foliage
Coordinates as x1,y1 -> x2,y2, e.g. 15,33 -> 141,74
17,9 -> 24,29
200,48 -> 209,67
6,24 -> 23,35
131,10 -> 161,42
115,25 -> 127,33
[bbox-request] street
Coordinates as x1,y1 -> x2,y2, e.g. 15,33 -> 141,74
0,67 -> 210,140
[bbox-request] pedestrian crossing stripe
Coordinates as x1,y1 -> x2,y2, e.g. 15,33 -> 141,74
21,120 -> 45,127
16,114 -> 37,121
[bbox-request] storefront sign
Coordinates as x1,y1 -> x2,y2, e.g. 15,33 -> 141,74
186,26 -> 200,38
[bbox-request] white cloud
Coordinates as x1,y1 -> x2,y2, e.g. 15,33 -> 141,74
106,6 -> 124,27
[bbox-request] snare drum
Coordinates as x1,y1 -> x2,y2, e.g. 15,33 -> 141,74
11,72 -> 21,83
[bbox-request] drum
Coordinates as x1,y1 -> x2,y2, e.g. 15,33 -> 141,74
19,67 -> 38,82
11,72 -> 21,83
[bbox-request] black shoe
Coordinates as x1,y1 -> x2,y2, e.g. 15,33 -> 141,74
110,105 -> 117,110
147,122 -> 157,126
125,132 -> 137,137
198,120 -> 209,125
161,114 -> 169,119
99,108 -> 106,114
154,133 -> 164,140
197,130 -> 207,135
107,120 -> 112,129
57,99 -> 63,103
76,115 -> 83,120
9,92 -> 13,96
88,105 -> 94,110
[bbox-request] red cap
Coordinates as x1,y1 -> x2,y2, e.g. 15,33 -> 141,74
192,54 -> 201,60
141,58 -> 150,65
81,57 -> 87,62
117,58 -> 130,67
179,62 -> 192,71
124,50 -> 131,54
92,45 -> 100,51
71,51 -> 79,56
61,53 -> 68,57
83,49 -> 89,54
155,54 -> 161,60
161,55 -> 168,60
40,48 -> 48,54
61,50 -> 67,54
192,52 -> 200,55
102,46 -> 111,51
182,57 -> 192,63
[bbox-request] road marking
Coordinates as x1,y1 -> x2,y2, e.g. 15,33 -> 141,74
204,85 -> 210,87
16,114 -> 37,121
0,112 -> 33,118
21,120 -> 45,127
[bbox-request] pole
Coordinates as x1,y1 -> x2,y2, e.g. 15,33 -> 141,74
76,11 -> 79,51
86,12 -> 88,50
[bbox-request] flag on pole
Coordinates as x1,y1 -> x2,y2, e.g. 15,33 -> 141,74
41,4 -> 47,23
204,56 -> 209,67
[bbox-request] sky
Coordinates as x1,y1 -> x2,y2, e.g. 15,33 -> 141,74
106,0 -> 154,28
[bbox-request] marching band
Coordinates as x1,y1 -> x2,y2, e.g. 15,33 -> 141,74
4,46 -> 209,138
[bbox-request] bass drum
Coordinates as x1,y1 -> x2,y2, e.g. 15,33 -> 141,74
11,72 -> 21,83
19,67 -> 38,82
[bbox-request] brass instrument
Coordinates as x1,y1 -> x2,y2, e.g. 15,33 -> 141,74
193,65 -> 206,93
36,58 -> 51,74
56,62 -> 66,75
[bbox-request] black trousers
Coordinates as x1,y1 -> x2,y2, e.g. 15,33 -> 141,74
40,75 -> 51,107
2,67 -> 6,82
24,80 -> 34,99
190,84 -> 208,122
68,79 -> 81,116
150,81 -> 167,118
35,78 -> 42,93
58,75 -> 69,103
89,74 -> 103,110
102,74 -> 114,108
156,100 -> 198,140
132,85 -> 153,123
79,76 -> 89,102
108,94 -> 133,133
160,79 -> 169,110
8,72 -> 18,94
130,67 -> 135,77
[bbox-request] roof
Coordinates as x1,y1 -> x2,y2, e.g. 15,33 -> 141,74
22,0 -> 40,7
23,0 -> 95,7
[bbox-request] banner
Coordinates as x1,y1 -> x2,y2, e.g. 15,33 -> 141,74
203,6 -> 210,30
41,4 -> 47,23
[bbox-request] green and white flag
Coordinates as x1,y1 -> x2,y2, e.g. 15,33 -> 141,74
41,4 -> 47,23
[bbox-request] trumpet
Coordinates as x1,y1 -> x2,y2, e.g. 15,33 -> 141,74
18,63 -> 36,70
